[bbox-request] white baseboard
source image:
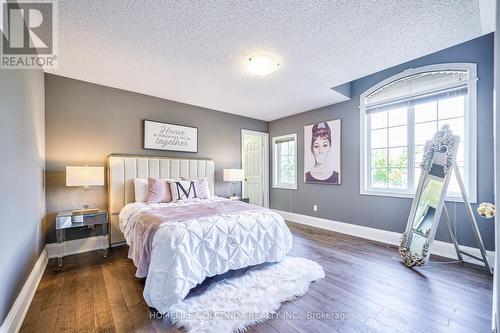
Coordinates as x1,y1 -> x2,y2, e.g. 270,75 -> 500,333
493,273 -> 498,332
46,235 -> 109,259
275,209 -> 495,267
111,241 -> 126,248
0,247 -> 48,333
0,236 -> 110,333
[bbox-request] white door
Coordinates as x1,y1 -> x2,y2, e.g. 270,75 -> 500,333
242,130 -> 269,207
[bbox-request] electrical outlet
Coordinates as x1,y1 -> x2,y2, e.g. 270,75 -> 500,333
313,205 -> 318,212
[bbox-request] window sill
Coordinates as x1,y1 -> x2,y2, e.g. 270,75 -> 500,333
360,189 -> 476,204
273,184 -> 298,190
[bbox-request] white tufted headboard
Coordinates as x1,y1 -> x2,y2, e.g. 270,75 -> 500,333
107,154 -> 215,244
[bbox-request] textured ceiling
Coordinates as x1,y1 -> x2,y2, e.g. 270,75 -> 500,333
46,0 -> 486,121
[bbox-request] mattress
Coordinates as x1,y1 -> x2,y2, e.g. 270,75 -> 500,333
119,197 -> 293,313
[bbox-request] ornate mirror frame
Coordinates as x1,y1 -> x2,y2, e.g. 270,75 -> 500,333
399,125 -> 460,267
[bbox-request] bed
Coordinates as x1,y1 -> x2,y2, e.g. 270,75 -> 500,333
107,155 -> 293,313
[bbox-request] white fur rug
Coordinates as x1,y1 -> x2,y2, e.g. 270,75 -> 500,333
169,256 -> 325,333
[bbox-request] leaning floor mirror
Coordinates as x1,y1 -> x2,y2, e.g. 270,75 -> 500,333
399,125 -> 492,272
400,125 -> 458,267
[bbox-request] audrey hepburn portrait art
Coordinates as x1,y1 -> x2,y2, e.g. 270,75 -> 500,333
304,120 -> 341,184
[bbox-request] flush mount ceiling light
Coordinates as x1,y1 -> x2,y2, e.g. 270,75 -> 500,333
246,55 -> 280,76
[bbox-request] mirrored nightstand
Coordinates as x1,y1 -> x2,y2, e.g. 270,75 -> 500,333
55,210 -> 109,266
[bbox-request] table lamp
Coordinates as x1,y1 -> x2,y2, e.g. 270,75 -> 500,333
223,169 -> 244,199
66,166 -> 104,215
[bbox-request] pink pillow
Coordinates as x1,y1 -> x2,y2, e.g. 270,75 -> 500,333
145,178 -> 172,203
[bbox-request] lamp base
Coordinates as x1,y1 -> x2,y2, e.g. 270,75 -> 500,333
72,208 -> 99,216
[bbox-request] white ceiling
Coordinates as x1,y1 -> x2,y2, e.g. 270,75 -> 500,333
46,0 -> 492,121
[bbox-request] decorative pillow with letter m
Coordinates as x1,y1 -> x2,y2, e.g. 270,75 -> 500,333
169,178 -> 210,202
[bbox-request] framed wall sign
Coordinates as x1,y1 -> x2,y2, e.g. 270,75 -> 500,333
143,120 -> 198,153
304,119 -> 341,184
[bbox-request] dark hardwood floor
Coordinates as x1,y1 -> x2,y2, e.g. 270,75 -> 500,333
20,223 -> 493,333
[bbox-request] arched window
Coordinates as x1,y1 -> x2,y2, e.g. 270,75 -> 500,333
359,63 -> 477,202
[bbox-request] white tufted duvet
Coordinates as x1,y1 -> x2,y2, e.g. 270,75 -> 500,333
119,197 -> 293,313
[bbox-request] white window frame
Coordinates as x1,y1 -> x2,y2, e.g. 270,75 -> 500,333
272,133 -> 298,190
359,63 -> 477,202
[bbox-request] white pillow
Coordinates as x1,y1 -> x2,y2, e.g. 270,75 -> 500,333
169,178 -> 210,202
194,178 -> 210,199
133,179 -> 148,202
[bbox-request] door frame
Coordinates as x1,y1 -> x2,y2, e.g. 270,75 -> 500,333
493,4 -> 499,331
241,129 -> 270,208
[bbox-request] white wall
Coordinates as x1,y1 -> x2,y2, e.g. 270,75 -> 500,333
0,68 -> 45,325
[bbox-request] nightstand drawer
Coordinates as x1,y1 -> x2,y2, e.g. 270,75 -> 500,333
56,211 -> 108,229
227,197 -> 250,203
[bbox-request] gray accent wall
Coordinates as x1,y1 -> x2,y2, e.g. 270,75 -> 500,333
45,74 -> 268,243
0,69 -> 45,324
269,33 -> 495,250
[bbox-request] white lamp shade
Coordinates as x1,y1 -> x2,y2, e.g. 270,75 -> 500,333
223,169 -> 244,182
66,166 -> 104,187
